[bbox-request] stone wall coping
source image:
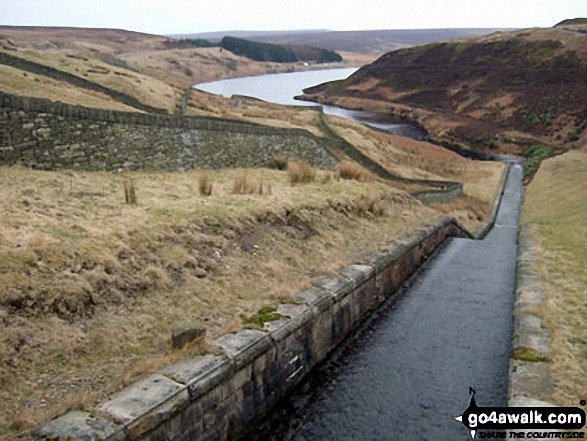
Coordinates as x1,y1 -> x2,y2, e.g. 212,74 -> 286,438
294,287 -> 333,313
359,251 -> 397,272
187,358 -> 234,400
475,162 -> 513,239
264,304 -> 314,342
313,275 -> 355,301
213,329 -> 272,371
97,374 -> 185,425
162,355 -> 228,386
338,264 -> 376,288
31,411 -> 122,441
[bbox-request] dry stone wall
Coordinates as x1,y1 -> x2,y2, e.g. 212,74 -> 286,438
0,92 -> 339,171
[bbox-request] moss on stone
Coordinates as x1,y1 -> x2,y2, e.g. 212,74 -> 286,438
513,346 -> 551,363
245,306 -> 288,329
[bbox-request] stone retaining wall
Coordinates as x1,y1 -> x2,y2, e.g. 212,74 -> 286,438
32,216 -> 475,441
0,91 -> 339,170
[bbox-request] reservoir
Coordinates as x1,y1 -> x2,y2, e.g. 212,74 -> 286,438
195,69 -> 522,440
194,68 -> 428,140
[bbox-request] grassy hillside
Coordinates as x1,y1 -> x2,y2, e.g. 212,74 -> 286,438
0,26 -> 168,53
522,148 -> 587,407
300,25 -> 587,163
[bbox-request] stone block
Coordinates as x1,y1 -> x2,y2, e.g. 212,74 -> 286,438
514,313 -> 547,336
514,334 -> 550,355
98,374 -> 184,424
338,264 -> 375,287
265,304 -> 312,341
360,251 -> 396,273
171,321 -> 206,349
162,355 -> 227,386
213,329 -> 272,370
31,411 -> 121,441
294,286 -> 332,313
313,275 -> 354,301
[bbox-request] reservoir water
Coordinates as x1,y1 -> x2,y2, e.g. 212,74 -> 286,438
194,68 -> 428,140
196,69 -> 522,440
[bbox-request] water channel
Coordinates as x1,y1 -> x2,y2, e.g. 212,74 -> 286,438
195,70 -> 523,440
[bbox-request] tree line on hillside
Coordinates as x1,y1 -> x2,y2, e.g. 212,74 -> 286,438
164,36 -> 343,63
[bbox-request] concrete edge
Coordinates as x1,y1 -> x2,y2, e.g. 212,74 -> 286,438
508,225 -> 558,408
473,161 -> 513,239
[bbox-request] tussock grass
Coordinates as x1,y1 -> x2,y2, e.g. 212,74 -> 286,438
270,154 -> 288,171
286,160 -> 316,185
198,171 -> 213,196
232,171 -> 271,195
122,173 -> 138,204
337,160 -> 375,182
353,195 -> 385,217
522,150 -> 587,407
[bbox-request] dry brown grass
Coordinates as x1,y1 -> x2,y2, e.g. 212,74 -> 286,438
0,64 -> 136,111
122,173 -> 138,204
286,160 -> 317,185
2,47 -> 182,112
429,195 -> 491,232
353,195 -> 386,217
322,114 -> 506,228
198,171 -> 213,196
232,171 -> 272,195
0,165 -> 449,439
337,160 -> 375,182
522,151 -> 587,407
0,26 -> 168,54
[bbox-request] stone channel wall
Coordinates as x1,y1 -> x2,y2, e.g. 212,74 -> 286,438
0,91 -> 339,170
33,216 -> 477,441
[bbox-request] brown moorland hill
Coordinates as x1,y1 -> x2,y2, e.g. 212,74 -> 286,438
300,24 -> 587,163
0,26 -> 168,53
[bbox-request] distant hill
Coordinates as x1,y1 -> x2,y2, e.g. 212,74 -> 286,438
169,28 -> 515,55
0,26 -> 168,53
249,28 -> 516,54
168,30 -> 329,41
300,25 -> 587,159
554,18 -> 587,27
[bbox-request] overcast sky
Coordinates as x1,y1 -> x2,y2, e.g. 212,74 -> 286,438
0,0 -> 584,35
